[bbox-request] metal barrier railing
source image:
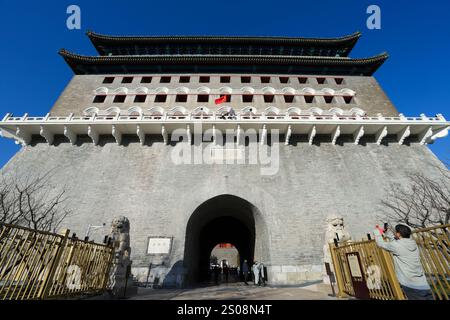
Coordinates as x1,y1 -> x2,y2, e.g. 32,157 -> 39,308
412,224 -> 450,300
330,224 -> 450,300
0,223 -> 114,300
330,239 -> 405,300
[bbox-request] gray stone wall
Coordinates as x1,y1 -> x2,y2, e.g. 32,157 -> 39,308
0,138 -> 445,286
49,74 -> 398,117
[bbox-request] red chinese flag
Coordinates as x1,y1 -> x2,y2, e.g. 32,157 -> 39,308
215,95 -> 227,105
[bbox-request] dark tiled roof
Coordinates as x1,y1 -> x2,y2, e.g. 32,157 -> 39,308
59,49 -> 388,76
86,31 -> 362,57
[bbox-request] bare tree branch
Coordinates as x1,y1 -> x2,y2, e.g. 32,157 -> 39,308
0,169 -> 71,232
380,164 -> 450,229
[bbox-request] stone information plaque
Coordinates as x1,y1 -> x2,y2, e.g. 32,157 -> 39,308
147,237 -> 172,254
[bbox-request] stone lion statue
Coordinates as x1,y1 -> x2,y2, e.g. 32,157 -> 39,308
323,214 -> 352,283
108,216 -> 132,297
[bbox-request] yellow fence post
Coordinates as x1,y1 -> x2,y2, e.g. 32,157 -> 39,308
379,249 -> 405,300
329,243 -> 347,298
412,224 -> 450,300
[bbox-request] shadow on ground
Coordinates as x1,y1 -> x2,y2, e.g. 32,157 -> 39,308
130,281 -> 343,300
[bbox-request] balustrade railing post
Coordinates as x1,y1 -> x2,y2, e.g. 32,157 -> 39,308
38,229 -> 70,299
1,113 -> 11,122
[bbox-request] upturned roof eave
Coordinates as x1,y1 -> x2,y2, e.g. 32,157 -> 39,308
86,31 -> 362,56
58,49 -> 388,76
59,49 -> 387,65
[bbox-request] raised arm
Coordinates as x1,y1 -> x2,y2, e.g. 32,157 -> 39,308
373,229 -> 399,254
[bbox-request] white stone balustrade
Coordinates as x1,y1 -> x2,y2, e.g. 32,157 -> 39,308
0,112 -> 448,147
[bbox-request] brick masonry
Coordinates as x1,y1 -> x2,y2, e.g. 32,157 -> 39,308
49,74 -> 397,117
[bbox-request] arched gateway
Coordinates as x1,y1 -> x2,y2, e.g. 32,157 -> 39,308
183,195 -> 269,285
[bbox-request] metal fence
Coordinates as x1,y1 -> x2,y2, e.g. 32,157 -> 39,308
330,239 -> 405,300
330,224 -> 450,300
0,222 -> 114,300
412,224 -> 450,300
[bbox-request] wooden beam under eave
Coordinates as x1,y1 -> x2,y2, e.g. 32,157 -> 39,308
136,125 -> 145,145
375,126 -> 388,146
285,125 -> 292,146
16,126 -> 31,146
161,125 -> 168,144
112,125 -> 122,145
397,126 -> 410,145
419,126 -> 433,145
88,125 -> 99,145
353,125 -> 364,145
186,124 -> 192,144
40,125 -> 54,145
308,125 -> 316,145
64,126 -> 77,145
236,125 -> 242,146
260,125 -> 267,145
331,125 -> 341,145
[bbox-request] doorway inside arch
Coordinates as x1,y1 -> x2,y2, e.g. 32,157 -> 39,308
209,243 -> 240,284
184,195 -> 266,286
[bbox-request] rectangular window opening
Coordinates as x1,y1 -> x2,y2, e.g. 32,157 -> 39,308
335,78 -> 344,85
199,76 -> 210,83
241,76 -> 251,83
197,94 -> 209,103
134,95 -> 147,103
176,94 -> 188,103
264,95 -> 274,103
261,76 -> 271,83
160,76 -> 171,83
284,95 -> 294,103
103,77 -> 114,84
141,76 -> 152,83
155,94 -> 167,103
280,77 -> 289,84
121,77 -> 133,84
113,95 -> 126,103
344,96 -> 354,104
317,78 -> 326,84
220,76 -> 231,83
242,95 -> 253,103
305,95 -> 314,103
298,77 -> 308,84
93,95 -> 106,103
324,96 -> 334,104
179,76 -> 190,83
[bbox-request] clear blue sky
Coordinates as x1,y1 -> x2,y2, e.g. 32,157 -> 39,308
0,0 -> 448,166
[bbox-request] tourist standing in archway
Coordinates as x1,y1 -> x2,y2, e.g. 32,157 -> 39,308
213,265 -> 220,285
223,264 -> 229,283
241,260 -> 250,285
252,261 -> 260,285
258,262 -> 266,286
